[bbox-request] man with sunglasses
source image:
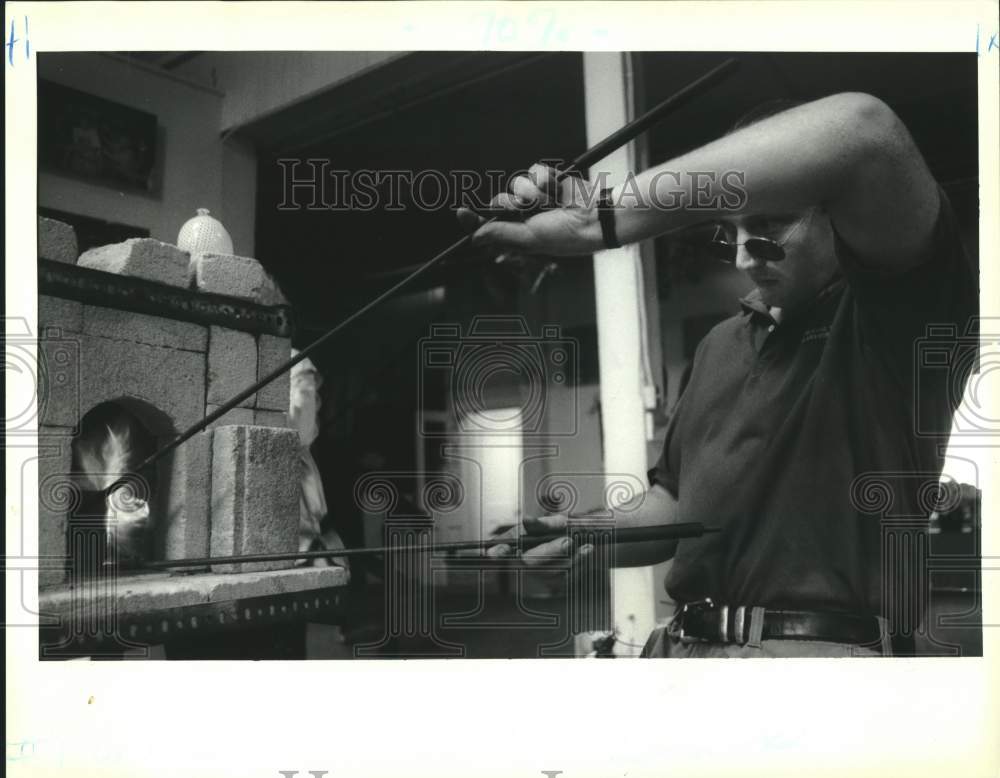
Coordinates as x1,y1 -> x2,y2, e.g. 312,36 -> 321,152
458,92 -> 977,657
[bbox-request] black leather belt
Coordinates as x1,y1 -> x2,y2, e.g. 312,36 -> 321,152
675,599 -> 882,646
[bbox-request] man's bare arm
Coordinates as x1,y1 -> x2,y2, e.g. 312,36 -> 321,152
466,93 -> 941,271
602,483 -> 681,567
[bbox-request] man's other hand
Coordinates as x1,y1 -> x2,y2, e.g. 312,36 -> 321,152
486,513 -> 595,566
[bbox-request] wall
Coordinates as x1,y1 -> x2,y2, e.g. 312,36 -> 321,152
173,51 -> 406,132
219,137 -> 257,256
36,54 -> 258,253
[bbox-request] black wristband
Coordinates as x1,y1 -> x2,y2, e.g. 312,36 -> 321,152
597,187 -> 621,249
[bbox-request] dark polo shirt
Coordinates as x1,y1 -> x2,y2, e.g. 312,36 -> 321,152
649,189 -> 977,616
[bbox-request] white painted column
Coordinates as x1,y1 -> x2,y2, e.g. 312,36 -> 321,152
583,52 -> 657,656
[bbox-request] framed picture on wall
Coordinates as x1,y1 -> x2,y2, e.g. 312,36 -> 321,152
38,80 -> 159,194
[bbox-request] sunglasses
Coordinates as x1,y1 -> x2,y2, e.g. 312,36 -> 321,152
705,210 -> 814,264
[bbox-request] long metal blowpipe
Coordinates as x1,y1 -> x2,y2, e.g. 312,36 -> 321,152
110,57 -> 740,490
474,56 -> 740,219
139,522 -> 720,570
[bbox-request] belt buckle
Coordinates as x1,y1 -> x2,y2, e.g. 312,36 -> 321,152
677,599 -> 747,644
733,605 -> 747,645
678,597 -> 714,644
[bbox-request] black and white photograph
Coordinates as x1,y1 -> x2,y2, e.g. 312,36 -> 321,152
6,2 -> 999,777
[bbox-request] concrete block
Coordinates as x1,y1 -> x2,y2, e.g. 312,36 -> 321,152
37,430 -> 75,587
82,306 -> 207,352
189,253 -> 268,302
37,331 -> 84,431
78,239 -> 189,288
207,327 -> 256,407
162,430 -> 213,564
254,409 -> 291,428
205,404 -> 255,429
258,274 -> 289,307
76,334 -> 206,434
39,295 -> 83,332
39,217 -> 78,264
38,508 -> 69,587
210,425 -> 299,573
255,335 -> 290,411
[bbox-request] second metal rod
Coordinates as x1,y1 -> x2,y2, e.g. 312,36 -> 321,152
139,522 -> 720,569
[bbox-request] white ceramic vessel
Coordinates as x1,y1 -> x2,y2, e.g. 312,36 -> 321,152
177,208 -> 234,255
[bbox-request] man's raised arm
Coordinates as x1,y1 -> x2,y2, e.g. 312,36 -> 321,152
463,92 -> 941,271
